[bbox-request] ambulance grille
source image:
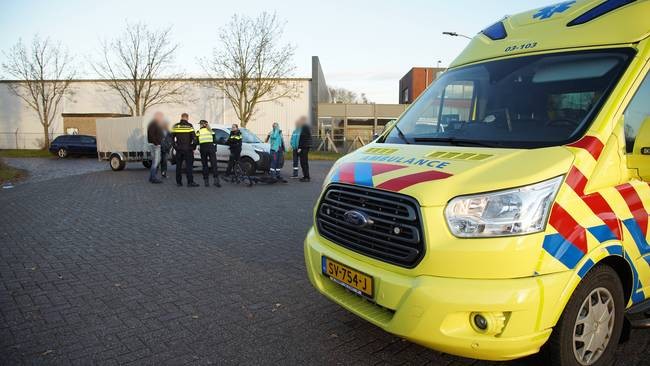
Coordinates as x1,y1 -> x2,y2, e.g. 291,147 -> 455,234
316,184 -> 424,268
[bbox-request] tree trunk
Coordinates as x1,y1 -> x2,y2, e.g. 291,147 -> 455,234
239,102 -> 250,128
241,115 -> 250,128
42,122 -> 50,149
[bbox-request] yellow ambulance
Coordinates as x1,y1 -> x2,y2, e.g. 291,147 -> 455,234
304,1 -> 650,364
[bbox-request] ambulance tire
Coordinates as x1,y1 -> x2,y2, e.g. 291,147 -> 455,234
546,265 -> 625,366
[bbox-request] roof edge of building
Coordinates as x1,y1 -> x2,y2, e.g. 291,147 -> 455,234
0,77 -> 312,84
61,113 -> 132,118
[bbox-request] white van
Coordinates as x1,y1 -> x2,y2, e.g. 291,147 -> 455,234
185,124 -> 271,175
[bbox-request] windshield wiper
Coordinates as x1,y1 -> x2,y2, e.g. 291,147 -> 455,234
392,125 -> 411,144
412,137 -> 500,148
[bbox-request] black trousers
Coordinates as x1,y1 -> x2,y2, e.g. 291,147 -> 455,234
160,150 -> 168,175
226,148 -> 241,175
176,149 -> 194,184
299,148 -> 310,178
200,145 -> 219,181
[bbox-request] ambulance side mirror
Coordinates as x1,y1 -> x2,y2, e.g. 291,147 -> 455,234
628,116 -> 650,181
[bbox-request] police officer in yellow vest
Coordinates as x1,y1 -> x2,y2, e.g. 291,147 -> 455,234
196,120 -> 221,187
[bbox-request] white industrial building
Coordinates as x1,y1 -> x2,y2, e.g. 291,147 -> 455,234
0,57 -> 330,149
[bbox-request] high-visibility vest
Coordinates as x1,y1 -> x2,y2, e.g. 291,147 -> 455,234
197,127 -> 214,144
171,124 -> 194,134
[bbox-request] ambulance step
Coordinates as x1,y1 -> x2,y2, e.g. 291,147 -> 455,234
630,319 -> 650,329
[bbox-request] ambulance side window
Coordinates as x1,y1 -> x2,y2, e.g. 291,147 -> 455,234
624,73 -> 650,153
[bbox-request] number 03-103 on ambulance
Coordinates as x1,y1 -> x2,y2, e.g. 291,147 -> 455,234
304,1 -> 650,365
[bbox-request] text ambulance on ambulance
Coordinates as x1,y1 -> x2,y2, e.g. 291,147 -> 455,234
304,1 -> 650,365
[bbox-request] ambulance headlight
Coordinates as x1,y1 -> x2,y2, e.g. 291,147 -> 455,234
445,176 -> 563,237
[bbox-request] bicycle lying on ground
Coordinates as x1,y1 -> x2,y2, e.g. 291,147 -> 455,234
223,161 -> 289,187
224,161 -> 254,187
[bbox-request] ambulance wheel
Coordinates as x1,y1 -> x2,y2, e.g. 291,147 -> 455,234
142,160 -> 152,169
547,265 -> 624,366
109,154 -> 126,171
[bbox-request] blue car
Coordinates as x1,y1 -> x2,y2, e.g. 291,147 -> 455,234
49,135 -> 97,158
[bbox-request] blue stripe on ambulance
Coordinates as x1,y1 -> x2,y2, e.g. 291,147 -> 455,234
577,259 -> 595,278
587,224 -> 619,243
622,218 -> 650,255
353,163 -> 374,187
542,233 -> 584,269
605,245 -> 624,256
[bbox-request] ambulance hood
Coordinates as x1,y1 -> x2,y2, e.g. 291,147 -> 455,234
327,143 -> 575,207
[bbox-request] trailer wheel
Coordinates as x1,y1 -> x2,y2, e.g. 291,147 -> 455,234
142,160 -> 152,169
109,154 -> 126,171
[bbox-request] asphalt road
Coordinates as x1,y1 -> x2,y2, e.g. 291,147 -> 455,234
0,160 -> 648,365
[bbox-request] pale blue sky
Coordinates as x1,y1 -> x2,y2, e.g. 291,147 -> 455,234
0,0 -> 552,103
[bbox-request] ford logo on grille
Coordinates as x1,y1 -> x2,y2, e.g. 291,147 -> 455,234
343,210 -> 373,228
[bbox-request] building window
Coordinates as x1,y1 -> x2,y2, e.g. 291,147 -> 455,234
402,88 -> 409,103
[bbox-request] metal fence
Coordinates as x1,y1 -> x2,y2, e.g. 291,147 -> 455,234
0,132 -> 65,150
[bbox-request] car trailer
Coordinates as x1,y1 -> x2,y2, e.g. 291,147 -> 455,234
95,116 -> 152,171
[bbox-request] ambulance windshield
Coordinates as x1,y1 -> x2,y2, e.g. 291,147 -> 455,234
383,49 -> 633,148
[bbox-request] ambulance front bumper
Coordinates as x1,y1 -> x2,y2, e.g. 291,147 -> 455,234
304,228 -> 572,361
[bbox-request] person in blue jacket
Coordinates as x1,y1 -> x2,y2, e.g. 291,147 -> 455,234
290,120 -> 302,178
266,122 -> 285,180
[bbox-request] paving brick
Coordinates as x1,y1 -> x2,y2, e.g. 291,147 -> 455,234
0,161 -> 648,365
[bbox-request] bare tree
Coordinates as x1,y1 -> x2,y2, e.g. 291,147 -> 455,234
92,22 -> 185,116
203,12 -> 297,127
1,36 -> 75,148
329,87 -> 372,104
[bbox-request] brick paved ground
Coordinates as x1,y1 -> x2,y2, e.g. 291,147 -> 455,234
0,161 -> 648,365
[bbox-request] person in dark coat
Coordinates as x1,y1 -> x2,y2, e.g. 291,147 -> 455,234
160,119 -> 173,178
171,113 -> 199,187
297,116 -> 311,182
225,124 -> 243,176
146,111 -> 164,184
